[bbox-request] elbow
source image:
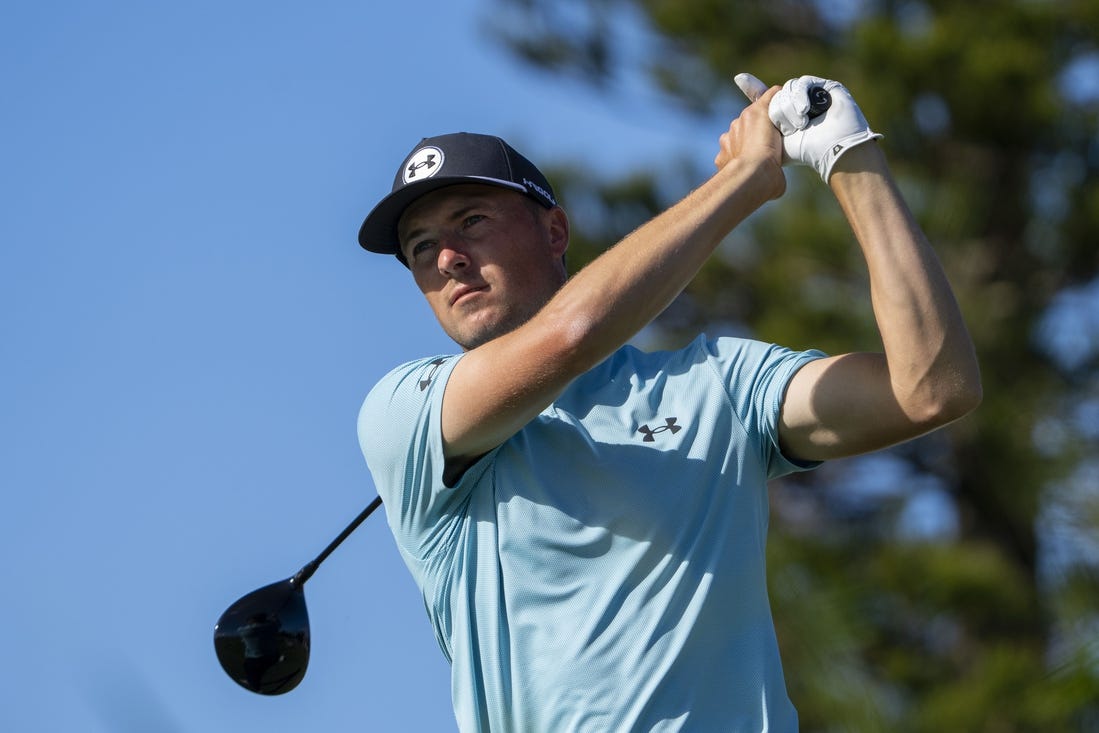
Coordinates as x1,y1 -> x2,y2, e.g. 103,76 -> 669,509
522,307 -> 607,379
557,312 -> 612,372
942,375 -> 983,422
911,364 -> 983,429
537,300 -> 617,373
951,354 -> 984,418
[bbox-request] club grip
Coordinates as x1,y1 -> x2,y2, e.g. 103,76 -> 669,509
807,86 -> 831,119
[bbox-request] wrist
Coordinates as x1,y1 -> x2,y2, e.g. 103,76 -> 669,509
820,133 -> 884,182
733,155 -> 786,205
828,140 -> 887,185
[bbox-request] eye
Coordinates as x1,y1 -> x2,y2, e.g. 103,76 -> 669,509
462,214 -> 486,229
409,239 -> 436,261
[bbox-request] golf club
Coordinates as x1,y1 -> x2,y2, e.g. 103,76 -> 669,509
807,85 -> 831,118
213,495 -> 383,695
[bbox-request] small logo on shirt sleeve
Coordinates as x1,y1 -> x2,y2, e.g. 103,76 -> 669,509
419,358 -> 447,391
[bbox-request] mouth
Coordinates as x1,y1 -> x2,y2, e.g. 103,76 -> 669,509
449,284 -> 487,307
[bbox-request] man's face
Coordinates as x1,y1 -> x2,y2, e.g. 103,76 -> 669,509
398,184 -> 569,350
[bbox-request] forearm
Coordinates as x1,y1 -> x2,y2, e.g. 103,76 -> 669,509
829,143 -> 981,421
442,150 -> 781,469
537,157 -> 780,368
440,91 -> 784,470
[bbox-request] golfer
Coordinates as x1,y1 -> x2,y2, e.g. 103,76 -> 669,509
356,74 -> 980,732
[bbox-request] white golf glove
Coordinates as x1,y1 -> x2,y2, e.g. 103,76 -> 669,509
735,73 -> 882,182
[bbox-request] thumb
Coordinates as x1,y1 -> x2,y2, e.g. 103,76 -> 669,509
734,72 -> 769,102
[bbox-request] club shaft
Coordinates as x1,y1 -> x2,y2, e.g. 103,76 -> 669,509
292,495 -> 383,586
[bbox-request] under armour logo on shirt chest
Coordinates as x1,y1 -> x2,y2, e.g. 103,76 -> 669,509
637,417 -> 682,442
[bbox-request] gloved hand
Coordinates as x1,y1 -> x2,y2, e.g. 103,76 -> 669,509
734,73 -> 882,183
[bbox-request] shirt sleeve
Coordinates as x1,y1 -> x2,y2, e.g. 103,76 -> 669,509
357,354 -> 474,560
704,336 -> 827,479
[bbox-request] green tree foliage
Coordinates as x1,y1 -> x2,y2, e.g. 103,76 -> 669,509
488,1 -> 1099,729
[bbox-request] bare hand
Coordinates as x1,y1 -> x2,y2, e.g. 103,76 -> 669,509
714,86 -> 785,200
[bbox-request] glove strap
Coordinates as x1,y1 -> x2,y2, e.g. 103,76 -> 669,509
818,129 -> 884,182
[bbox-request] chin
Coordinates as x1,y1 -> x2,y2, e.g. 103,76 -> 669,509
454,326 -> 503,351
449,312 -> 523,351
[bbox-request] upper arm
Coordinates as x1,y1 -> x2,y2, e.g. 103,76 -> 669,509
778,351 -> 971,463
439,321 -> 582,482
358,357 -> 471,549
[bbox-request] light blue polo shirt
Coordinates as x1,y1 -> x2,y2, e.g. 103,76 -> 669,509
359,335 -> 824,732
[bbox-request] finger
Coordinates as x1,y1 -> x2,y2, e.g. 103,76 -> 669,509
769,81 -> 809,135
757,85 -> 780,106
734,72 -> 769,102
714,130 -> 732,169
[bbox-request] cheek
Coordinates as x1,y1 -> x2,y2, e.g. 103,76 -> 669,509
413,269 -> 443,295
412,276 -> 447,312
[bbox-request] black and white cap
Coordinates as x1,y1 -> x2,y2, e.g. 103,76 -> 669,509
358,132 -> 558,258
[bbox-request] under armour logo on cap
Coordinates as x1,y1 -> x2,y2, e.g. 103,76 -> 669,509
359,132 -> 558,257
404,146 -> 445,184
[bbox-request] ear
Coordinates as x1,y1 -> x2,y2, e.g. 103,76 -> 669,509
545,206 -> 569,260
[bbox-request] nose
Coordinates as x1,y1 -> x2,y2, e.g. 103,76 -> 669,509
436,237 -> 470,276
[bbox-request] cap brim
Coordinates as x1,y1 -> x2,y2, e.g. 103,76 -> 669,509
358,176 -> 527,255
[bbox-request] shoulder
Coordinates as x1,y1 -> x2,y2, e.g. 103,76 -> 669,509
568,335 -> 779,389
597,334 -> 811,374
358,354 -> 463,440
694,333 -> 826,379
630,333 -> 827,424
363,355 -> 461,406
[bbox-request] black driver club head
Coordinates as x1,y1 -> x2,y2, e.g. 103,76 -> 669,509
213,495 -> 382,695
213,578 -> 311,695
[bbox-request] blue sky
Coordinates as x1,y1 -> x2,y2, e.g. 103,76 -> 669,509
0,2 -> 722,730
